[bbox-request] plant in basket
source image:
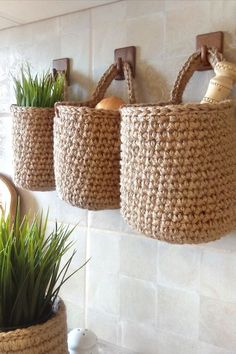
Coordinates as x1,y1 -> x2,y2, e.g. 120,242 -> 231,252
11,64 -> 65,191
0,205 -> 86,354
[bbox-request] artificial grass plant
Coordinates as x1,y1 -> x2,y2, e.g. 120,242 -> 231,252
0,206 -> 86,330
12,64 -> 64,107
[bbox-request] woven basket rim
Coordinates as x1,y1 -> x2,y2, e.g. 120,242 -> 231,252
0,299 -> 65,337
119,99 -> 233,111
11,104 -> 55,112
56,104 -> 121,115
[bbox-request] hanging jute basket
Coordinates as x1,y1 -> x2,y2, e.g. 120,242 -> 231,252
0,300 -> 68,354
120,49 -> 236,244
54,62 -> 135,210
11,106 -> 55,191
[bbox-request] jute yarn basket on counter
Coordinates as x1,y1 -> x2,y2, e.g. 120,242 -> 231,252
11,106 -> 55,191
0,300 -> 68,354
120,49 -> 236,244
54,62 -> 135,210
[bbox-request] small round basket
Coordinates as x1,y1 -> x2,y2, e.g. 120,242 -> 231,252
0,300 -> 68,354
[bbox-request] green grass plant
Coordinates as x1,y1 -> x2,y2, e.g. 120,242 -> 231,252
0,207 -> 86,329
13,64 -> 64,108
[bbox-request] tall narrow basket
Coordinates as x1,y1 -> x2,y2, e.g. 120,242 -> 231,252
120,50 -> 236,244
54,63 -> 135,210
11,106 -> 55,191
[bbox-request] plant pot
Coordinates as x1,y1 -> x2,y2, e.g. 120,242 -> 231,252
11,105 -> 55,191
0,299 -> 68,354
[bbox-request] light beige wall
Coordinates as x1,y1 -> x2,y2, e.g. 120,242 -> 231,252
0,1 -> 236,353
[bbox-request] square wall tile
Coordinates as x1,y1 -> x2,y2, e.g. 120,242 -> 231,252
158,242 -> 201,291
91,18 -> 126,70
165,0 -> 197,10
120,234 -> 157,282
165,2 -> 211,57
127,13 -> 165,62
91,1 -> 126,28
209,0 -> 236,33
87,271 -> 120,315
65,300 -> 85,331
157,286 -> 199,339
126,0 -> 164,18
87,229 -> 120,274
88,209 -> 134,234
120,321 -> 159,354
198,341 -> 236,354
86,310 -> 119,345
200,250 -> 236,302
157,330 -> 198,354
59,10 -> 91,101
134,59 -> 169,103
120,275 -> 157,325
200,296 -> 236,351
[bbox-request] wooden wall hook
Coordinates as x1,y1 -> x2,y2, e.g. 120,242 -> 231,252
196,31 -> 224,71
116,57 -> 123,77
200,45 -> 209,67
114,46 -> 136,80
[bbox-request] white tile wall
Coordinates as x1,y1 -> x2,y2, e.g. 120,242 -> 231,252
87,310 -> 120,345
157,330 -> 198,354
198,342 -> 236,354
158,242 -> 201,291
199,297 -> 236,352
0,1 -> 236,353
120,234 -> 157,282
157,286 -> 199,339
87,271 -> 120,315
120,275 -> 157,325
87,228 -> 120,274
200,249 -> 236,302
120,321 -> 159,354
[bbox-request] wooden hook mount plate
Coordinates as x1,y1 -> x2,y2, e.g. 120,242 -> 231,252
114,46 -> 136,80
196,31 -> 224,71
52,58 -> 70,84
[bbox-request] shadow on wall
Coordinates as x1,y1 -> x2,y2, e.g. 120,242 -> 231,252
136,61 -> 169,103
134,46 -> 169,102
68,58 -> 94,101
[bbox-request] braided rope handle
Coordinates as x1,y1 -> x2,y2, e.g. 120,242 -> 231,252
54,62 -> 136,114
170,48 -> 224,104
91,62 -> 136,105
123,62 -> 136,104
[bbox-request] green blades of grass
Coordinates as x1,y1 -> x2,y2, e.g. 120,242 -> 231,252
12,63 -> 65,108
0,206 -> 85,329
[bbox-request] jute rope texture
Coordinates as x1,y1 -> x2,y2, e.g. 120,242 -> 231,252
120,49 -> 236,244
0,301 -> 67,354
54,62 -> 135,210
11,106 -> 55,191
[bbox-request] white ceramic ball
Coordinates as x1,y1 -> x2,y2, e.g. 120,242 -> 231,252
68,328 -> 99,354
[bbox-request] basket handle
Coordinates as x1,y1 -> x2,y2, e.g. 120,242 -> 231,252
91,62 -> 136,105
170,48 -> 223,104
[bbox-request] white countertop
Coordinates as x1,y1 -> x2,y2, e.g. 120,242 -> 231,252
98,340 -> 137,354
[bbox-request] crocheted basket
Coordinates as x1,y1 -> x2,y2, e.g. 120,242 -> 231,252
0,300 -> 68,354
54,62 -> 135,210
120,50 -> 236,244
11,106 -> 55,191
